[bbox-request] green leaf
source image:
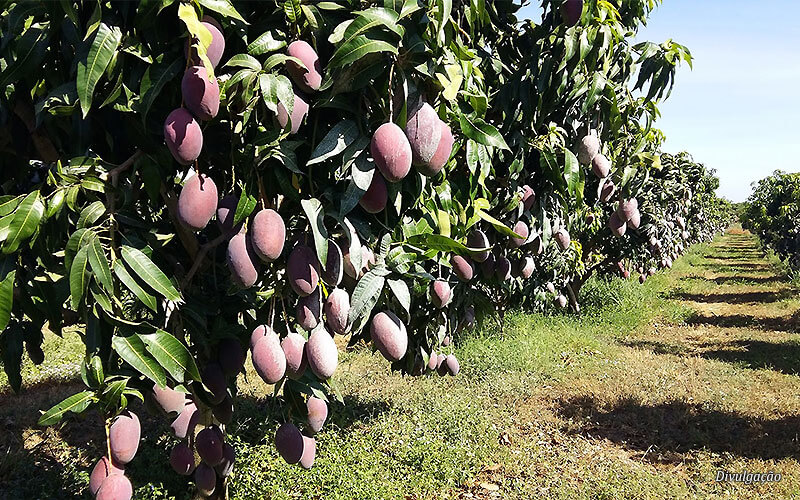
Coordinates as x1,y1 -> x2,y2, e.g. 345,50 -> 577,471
336,8 -> 401,57
121,246 -> 182,302
328,35 -> 398,69
69,246 -> 91,309
436,209 -> 451,237
284,0 -> 302,23
100,379 -> 128,412
318,2 -> 347,10
91,285 -> 113,313
136,57 -> 183,120
301,199 -> 329,270
247,31 -> 286,55
65,228 -> 97,273
113,260 -> 157,312
275,75 -> 294,115
0,26 -> 49,89
342,218 -> 362,273
583,72 -> 607,112
87,237 -> 113,293
46,189 -> 66,218
233,193 -> 258,226
112,334 -> 167,387
386,278 -> 410,318
3,191 -> 44,254
435,0 -> 452,42
476,210 -> 523,239
178,2 -> 214,76
458,114 -> 509,150
38,391 -> 95,426
77,22 -> 122,118
224,53 -> 261,71
263,54 -> 305,72
0,259 -> 15,331
348,268 -> 385,326
196,0 -> 247,22
563,149 -> 584,206
77,200 -> 106,229
308,120 -> 360,165
141,330 -> 201,383
0,196 -> 23,217
407,233 -> 471,254
399,0 -> 422,18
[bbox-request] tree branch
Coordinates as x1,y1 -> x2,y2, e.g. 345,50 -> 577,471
106,149 -> 143,180
181,234 -> 227,288
12,100 -> 59,163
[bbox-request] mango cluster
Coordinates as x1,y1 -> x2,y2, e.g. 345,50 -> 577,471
88,411 -> 140,500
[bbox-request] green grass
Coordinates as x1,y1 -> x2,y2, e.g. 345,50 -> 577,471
2,229 -> 799,499
0,273 -> 673,499
0,326 -> 85,390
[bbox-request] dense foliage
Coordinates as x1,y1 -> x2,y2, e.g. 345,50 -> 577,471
573,151 -> 733,295
742,171 -> 800,271
0,0 -> 731,497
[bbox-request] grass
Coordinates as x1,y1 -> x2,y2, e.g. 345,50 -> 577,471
1,228 -> 799,499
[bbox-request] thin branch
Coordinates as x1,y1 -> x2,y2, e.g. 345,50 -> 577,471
105,149 -> 143,180
181,233 -> 228,288
12,100 -> 59,162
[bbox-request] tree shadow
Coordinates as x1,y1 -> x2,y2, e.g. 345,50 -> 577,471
621,338 -> 800,376
685,311 -> 800,333
232,392 -> 390,444
707,252 -> 765,260
701,339 -> 800,376
711,275 -> 786,285
699,263 -> 771,272
0,384 -> 392,500
620,338 -> 689,357
555,395 -> 800,462
670,290 -> 792,304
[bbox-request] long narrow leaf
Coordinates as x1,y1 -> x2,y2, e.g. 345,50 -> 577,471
141,330 -> 201,383
87,237 -> 113,293
121,246 -> 182,302
69,246 -> 91,309
77,22 -> 122,117
112,334 -> 167,387
3,191 -> 44,254
38,391 -> 95,426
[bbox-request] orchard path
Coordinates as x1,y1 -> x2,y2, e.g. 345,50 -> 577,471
461,228 -> 800,499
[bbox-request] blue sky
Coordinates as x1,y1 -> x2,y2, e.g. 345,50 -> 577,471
519,1 -> 800,201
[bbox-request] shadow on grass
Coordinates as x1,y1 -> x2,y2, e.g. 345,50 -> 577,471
622,338 -> 800,376
670,290 -> 793,304
710,275 -> 786,285
707,252 -> 765,261
0,385 -> 391,500
685,311 -> 800,333
556,395 -> 800,462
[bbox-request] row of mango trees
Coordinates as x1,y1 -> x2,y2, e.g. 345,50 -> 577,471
0,0 -> 731,497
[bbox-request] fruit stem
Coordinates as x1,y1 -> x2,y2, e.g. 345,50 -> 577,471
269,297 -> 276,329
105,415 -> 114,468
256,172 -> 267,210
387,60 -> 395,120
279,295 -> 291,332
308,113 -> 319,198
